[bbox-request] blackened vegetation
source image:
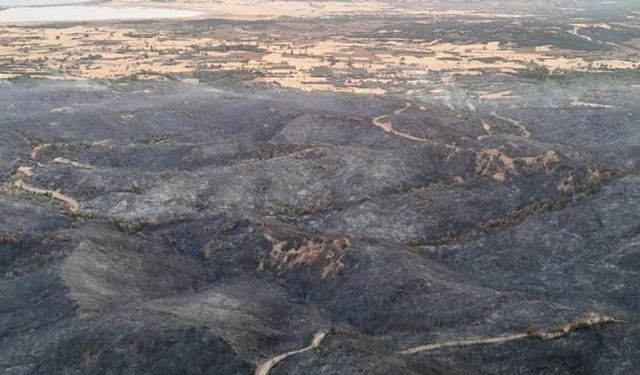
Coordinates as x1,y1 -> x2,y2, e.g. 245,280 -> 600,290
0,80 -> 638,375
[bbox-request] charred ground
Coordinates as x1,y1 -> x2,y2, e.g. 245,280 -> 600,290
0,76 -> 638,374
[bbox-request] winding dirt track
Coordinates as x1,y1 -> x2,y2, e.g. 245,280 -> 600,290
568,25 -> 593,42
397,312 -> 625,355
13,179 -> 80,212
9,145 -> 84,213
254,313 -> 624,374
52,157 -> 95,170
398,333 -> 530,355
372,103 -> 428,142
372,103 -> 461,159
255,330 -> 329,375
491,111 -> 531,137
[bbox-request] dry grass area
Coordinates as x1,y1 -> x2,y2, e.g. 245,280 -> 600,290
0,1 -> 639,92
475,149 -> 559,182
259,234 -> 351,279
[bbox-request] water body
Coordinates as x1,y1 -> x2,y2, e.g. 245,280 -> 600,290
0,0 -> 91,6
0,5 -> 201,22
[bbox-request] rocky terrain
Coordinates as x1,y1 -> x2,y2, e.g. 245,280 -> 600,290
0,77 -> 638,374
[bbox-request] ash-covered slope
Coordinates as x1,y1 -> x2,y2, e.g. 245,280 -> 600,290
0,80 -> 638,374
